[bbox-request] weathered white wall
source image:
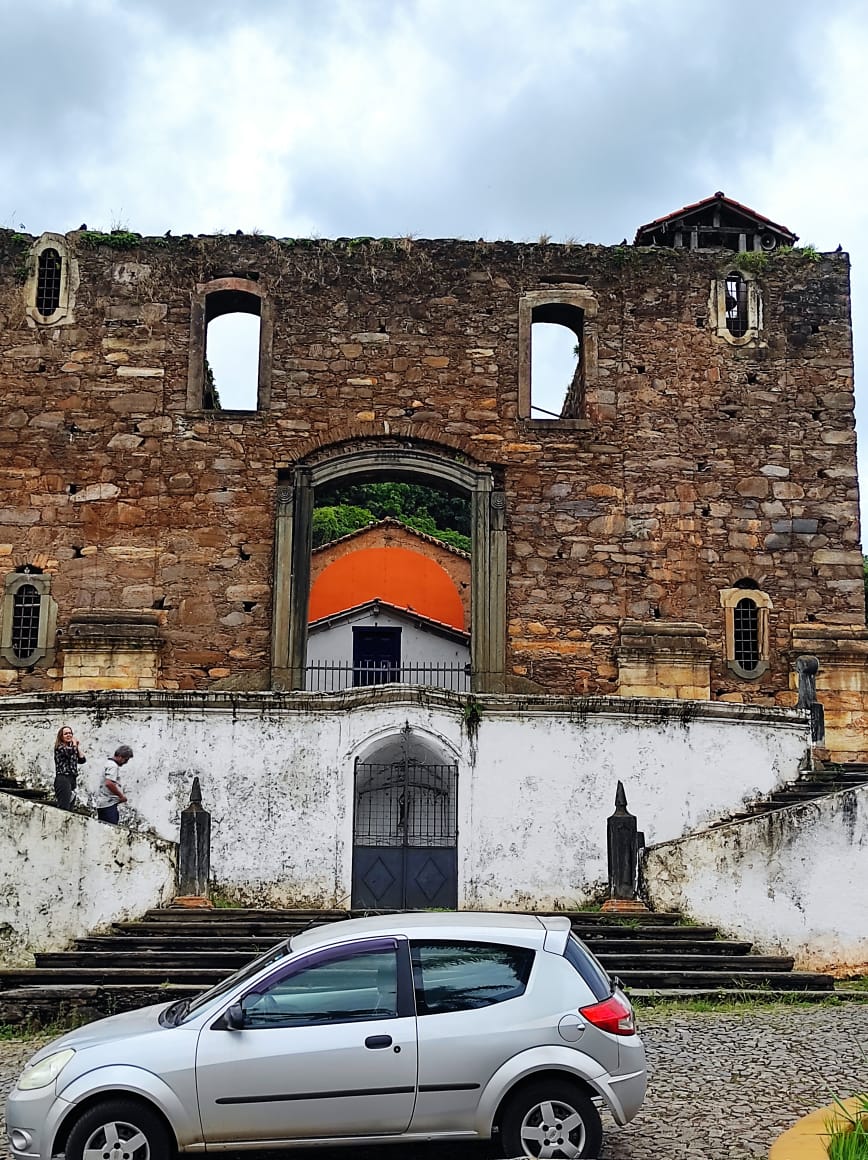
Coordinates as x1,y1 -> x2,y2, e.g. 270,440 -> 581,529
0,690 -> 808,910
643,785 -> 868,974
0,793 -> 176,966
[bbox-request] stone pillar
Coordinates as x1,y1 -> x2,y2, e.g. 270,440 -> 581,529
61,610 -> 164,692
175,778 -> 212,908
616,620 -> 712,700
601,781 -> 647,914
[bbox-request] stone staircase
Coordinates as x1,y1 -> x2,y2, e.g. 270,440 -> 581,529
0,774 -> 52,806
0,906 -> 840,1025
708,761 -> 868,828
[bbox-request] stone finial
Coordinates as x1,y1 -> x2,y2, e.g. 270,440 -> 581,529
614,780 -> 628,813
188,776 -> 203,808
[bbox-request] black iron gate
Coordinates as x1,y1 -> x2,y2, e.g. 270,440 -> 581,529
351,735 -> 458,910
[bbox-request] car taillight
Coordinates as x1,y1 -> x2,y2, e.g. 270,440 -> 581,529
579,993 -> 636,1036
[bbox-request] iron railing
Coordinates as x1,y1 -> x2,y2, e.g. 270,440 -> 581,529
305,661 -> 471,693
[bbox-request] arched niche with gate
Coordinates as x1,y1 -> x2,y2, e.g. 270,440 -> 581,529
351,724 -> 459,909
271,445 -> 506,692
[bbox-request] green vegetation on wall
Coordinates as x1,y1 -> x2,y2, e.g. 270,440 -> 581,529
313,482 -> 471,552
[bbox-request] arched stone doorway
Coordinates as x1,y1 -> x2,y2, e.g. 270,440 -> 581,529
351,724 -> 458,909
271,443 -> 506,692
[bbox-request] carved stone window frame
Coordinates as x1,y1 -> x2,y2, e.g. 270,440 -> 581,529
0,570 -> 57,669
518,287 -> 598,423
186,276 -> 274,413
719,586 -> 771,679
709,268 -> 762,347
24,232 -> 79,328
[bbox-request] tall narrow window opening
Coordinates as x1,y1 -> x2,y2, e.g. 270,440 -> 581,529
518,289 -> 598,422
724,272 -> 749,338
35,249 -> 62,317
204,289 -> 262,411
529,303 -> 585,418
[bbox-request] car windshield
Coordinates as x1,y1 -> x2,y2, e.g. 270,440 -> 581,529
161,939 -> 290,1026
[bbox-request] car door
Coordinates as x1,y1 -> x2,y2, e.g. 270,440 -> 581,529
408,939 -> 537,1134
195,937 -> 418,1145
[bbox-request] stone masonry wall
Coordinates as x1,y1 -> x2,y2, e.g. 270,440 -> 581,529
0,229 -> 860,705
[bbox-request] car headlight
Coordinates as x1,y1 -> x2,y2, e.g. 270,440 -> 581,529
17,1048 -> 75,1090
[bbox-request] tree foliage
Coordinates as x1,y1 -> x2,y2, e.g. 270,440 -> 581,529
312,482 -> 471,552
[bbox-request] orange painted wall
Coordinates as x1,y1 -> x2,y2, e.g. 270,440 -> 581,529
309,546 -> 466,630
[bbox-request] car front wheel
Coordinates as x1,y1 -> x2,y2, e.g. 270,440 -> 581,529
501,1078 -> 603,1159
65,1098 -> 172,1160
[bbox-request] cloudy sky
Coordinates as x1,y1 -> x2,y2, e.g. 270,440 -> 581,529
2,0 -> 867,531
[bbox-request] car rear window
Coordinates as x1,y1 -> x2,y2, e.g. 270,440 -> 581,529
564,934 -> 611,1001
410,940 -> 534,1015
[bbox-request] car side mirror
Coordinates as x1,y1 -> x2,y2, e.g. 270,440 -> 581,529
225,1002 -> 245,1031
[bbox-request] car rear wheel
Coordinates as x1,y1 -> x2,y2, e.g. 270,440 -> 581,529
501,1079 -> 602,1159
65,1098 -> 172,1160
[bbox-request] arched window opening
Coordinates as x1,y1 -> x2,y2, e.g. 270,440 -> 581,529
1,565 -> 55,669
720,582 -> 771,680
733,598 -> 760,673
36,248 -> 62,317
530,303 -> 584,418
724,272 -> 749,338
203,289 -> 261,411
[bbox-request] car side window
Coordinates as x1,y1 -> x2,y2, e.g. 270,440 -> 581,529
241,945 -> 399,1029
410,940 -> 534,1015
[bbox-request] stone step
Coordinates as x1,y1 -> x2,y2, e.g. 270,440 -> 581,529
0,966 -> 833,991
72,933 -> 743,954
133,908 -> 687,925
36,949 -> 794,973
770,787 -> 854,802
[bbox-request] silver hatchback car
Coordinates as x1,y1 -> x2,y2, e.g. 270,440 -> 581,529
6,912 -> 646,1159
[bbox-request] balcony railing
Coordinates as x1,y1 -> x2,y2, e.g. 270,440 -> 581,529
305,661 -> 472,693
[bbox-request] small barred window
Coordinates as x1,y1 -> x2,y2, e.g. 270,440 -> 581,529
1,567 -> 55,669
36,248 -> 62,317
11,583 -> 42,661
720,583 -> 771,680
733,598 -> 760,672
724,273 -> 749,338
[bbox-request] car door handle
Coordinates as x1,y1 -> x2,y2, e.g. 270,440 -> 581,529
365,1035 -> 393,1049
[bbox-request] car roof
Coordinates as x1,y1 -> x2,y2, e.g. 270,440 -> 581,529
291,912 -> 571,953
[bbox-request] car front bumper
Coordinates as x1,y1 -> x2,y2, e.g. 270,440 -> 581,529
6,1084 -> 72,1160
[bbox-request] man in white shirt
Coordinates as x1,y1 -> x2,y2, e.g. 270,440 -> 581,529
95,745 -> 133,824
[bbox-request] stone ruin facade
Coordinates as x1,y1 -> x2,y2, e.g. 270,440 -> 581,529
0,193 -> 865,757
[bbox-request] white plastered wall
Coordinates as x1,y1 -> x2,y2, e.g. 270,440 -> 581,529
0,692 -> 808,911
0,793 -> 176,965
643,784 -> 868,974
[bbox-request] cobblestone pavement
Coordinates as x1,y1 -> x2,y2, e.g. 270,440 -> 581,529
1,1005 -> 866,1159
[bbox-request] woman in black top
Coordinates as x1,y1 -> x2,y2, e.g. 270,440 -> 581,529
54,725 -> 86,810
